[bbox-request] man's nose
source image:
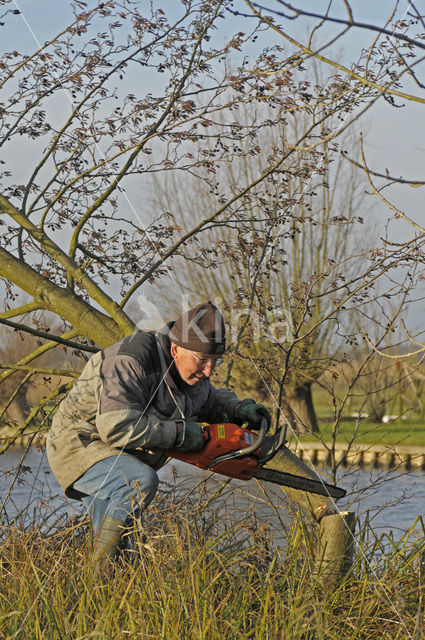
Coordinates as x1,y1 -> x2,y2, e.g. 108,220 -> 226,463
201,361 -> 215,377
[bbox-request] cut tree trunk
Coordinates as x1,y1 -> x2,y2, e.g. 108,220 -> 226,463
285,381 -> 319,434
263,446 -> 355,586
314,511 -> 356,586
263,444 -> 337,521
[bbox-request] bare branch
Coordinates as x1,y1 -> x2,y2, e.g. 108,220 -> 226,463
0,328 -> 81,385
0,364 -> 80,377
0,317 -> 98,353
0,195 -> 135,336
119,113 -> 328,308
360,135 -> 425,234
0,302 -> 41,319
364,334 -> 425,359
245,1 -> 425,105
0,244 -> 124,345
251,1 -> 425,51
341,151 -> 425,186
0,372 -> 32,423
0,380 -> 74,454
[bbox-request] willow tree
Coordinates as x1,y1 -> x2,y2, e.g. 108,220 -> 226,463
143,1 -> 425,432
239,1 -> 425,407
148,93 -> 371,433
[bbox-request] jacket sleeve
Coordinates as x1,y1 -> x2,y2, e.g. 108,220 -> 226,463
96,353 -> 178,450
197,383 -> 241,424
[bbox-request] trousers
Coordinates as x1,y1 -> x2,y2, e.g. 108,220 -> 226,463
72,454 -> 159,533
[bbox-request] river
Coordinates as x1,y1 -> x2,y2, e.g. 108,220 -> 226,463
1,446 -> 424,544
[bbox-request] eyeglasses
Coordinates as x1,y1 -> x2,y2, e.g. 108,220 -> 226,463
190,351 -> 224,369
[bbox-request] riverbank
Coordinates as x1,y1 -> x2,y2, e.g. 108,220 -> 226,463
3,426 -> 425,470
294,441 -> 425,469
3,445 -> 425,544
1,479 -> 424,640
2,440 -> 425,637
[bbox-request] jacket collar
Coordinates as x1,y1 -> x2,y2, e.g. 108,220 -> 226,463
155,322 -> 183,389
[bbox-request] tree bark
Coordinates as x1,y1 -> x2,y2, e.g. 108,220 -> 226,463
262,441 -> 355,586
0,194 -> 135,337
314,511 -> 356,586
0,247 -> 129,347
285,381 -> 319,434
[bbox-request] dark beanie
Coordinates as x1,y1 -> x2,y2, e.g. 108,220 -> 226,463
169,302 -> 226,354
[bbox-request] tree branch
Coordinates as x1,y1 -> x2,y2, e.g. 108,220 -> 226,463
66,1 -> 226,285
0,317 -> 98,353
0,364 -> 80,377
0,195 -> 135,337
0,302 -> 41,319
0,328 -> 81,385
360,134 -> 425,234
253,1 -> 425,51
119,111 -> 333,308
341,150 -> 425,186
245,1 -> 425,105
0,381 -> 74,454
0,372 -> 32,423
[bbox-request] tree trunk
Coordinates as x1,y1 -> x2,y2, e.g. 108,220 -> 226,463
314,511 -> 356,586
285,381 -> 319,434
263,444 -> 337,521
263,443 -> 355,586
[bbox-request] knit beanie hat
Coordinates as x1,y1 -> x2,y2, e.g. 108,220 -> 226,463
169,302 -> 226,354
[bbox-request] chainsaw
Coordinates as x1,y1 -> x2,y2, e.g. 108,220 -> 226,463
167,419 -> 345,499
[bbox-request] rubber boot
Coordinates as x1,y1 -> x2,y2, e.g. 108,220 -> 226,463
119,529 -> 138,566
92,514 -> 123,579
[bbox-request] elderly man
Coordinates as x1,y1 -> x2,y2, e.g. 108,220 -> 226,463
47,302 -> 270,571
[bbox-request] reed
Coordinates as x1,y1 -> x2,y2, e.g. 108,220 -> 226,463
1,478 -> 424,639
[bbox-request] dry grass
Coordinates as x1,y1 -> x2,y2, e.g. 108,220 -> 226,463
1,478 -> 424,640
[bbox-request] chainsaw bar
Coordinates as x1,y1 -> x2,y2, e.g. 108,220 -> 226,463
253,468 -> 346,499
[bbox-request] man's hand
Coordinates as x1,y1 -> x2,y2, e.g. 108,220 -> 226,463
174,421 -> 205,451
235,398 -> 271,431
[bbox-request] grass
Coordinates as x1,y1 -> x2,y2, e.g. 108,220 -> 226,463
1,478 -> 425,639
296,420 -> 425,448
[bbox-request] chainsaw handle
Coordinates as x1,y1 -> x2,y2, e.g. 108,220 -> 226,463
208,417 -> 268,468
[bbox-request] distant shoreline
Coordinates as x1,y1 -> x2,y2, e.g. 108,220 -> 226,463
3,430 -> 425,471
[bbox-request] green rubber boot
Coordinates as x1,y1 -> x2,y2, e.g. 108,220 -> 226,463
92,515 -> 124,578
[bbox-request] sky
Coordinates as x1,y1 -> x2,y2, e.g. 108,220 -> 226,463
3,1 -> 424,205
3,0 -> 423,227
1,0 -> 424,329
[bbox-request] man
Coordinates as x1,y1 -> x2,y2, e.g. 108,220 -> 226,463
47,302 -> 270,571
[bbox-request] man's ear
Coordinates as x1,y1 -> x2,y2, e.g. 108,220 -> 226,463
170,342 -> 178,358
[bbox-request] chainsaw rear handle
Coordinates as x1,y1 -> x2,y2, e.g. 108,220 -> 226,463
208,417 -> 268,468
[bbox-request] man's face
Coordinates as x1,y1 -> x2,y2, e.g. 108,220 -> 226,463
171,343 -> 221,386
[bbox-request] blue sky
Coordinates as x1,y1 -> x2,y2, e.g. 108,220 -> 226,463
2,0 -> 424,326
4,0 -> 423,224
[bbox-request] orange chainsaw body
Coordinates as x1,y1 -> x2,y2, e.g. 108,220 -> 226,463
167,423 -> 261,480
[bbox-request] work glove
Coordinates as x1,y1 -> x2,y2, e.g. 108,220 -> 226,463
174,421 -> 205,451
235,398 -> 271,431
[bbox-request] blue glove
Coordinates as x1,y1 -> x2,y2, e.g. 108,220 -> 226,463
174,421 -> 204,451
235,399 -> 271,431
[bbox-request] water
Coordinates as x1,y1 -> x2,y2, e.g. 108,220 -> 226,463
1,447 -> 424,541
